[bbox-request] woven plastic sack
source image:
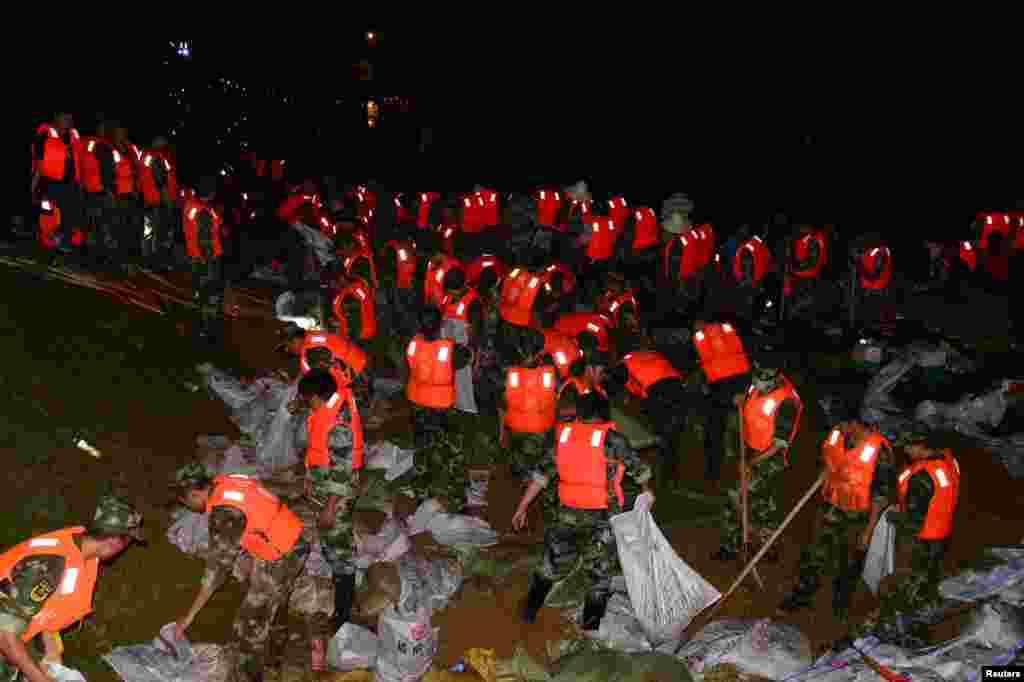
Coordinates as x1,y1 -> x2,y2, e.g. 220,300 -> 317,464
610,493 -> 720,646
374,606 -> 438,682
328,623 -> 380,672
676,618 -> 812,679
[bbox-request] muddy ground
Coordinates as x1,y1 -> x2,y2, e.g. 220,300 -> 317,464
1,245 -> 1021,680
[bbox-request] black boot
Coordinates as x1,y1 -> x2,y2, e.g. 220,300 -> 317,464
331,573 -> 357,632
778,575 -> 820,614
581,592 -> 610,631
833,554 -> 866,620
520,574 -> 554,625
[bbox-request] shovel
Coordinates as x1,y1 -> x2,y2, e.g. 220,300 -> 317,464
737,404 -> 764,590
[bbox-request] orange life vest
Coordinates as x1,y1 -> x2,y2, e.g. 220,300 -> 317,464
543,262 -> 577,295
792,230 -> 827,279
343,244 -> 378,288
111,145 -> 137,196
585,216 -> 620,261
416,192 -> 441,228
255,159 -> 286,181
34,124 -> 82,183
504,366 -> 558,433
556,421 -> 624,510
607,197 -> 630,227
733,237 -> 771,286
78,136 -> 105,193
465,254 -> 506,286
0,527 -> 98,642
442,288 -> 481,324
277,193 -> 317,223
597,289 -> 639,327
897,450 -> 960,541
301,331 -> 368,376
424,255 -> 464,307
37,201 -> 85,249
182,197 -> 223,259
460,193 -> 486,233
478,189 -> 500,226
743,376 -> 803,460
333,278 -> 377,340
406,336 -> 456,408
553,313 -> 612,353
631,207 -> 660,251
392,193 -> 414,225
555,198 -> 593,233
979,212 -> 1011,252
536,189 -> 563,226
543,329 -> 582,379
959,241 -> 977,272
663,230 -> 702,281
303,386 -> 364,470
384,240 -> 417,290
138,149 -> 177,207
557,375 -> 605,400
206,475 -> 303,561
859,245 -> 893,290
694,322 -> 751,383
620,351 -> 682,399
821,430 -> 890,512
499,268 -> 545,327
694,223 -> 716,269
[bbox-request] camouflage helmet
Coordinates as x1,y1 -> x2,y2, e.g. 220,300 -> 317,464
751,365 -> 780,391
89,495 -> 145,542
892,431 -> 928,449
305,346 -> 336,371
172,462 -> 211,491
660,193 -> 695,234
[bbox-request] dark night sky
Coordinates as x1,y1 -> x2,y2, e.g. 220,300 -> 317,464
22,34 -> 1021,235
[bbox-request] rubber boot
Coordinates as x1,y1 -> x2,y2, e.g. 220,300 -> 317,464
581,592 -> 611,631
520,574 -> 554,625
330,573 -> 357,632
777,575 -> 820,613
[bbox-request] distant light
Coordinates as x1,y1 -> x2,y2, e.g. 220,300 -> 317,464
366,31 -> 376,41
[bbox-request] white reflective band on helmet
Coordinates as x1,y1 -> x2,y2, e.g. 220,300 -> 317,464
899,470 -> 911,483
590,430 -> 603,447
327,393 -> 340,408
859,444 -> 877,462
829,429 -> 840,445
407,341 -> 417,356
587,323 -> 600,333
560,426 -> 572,443
61,568 -> 79,595
509,371 -> 519,387
437,346 -> 449,361
189,208 -> 198,220
542,372 -> 553,388
555,351 -> 567,365
398,249 -> 408,260
935,468 -> 950,487
30,538 -> 60,548
695,331 -> 705,342
355,288 -> 366,300
529,277 -> 539,288
761,398 -> 777,416
87,141 -> 95,152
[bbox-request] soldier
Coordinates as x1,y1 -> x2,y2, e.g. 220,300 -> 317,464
183,177 -> 226,342
882,433 -> 960,620
0,496 -> 144,682
440,267 -> 484,415
293,369 -> 363,633
778,421 -> 898,621
498,327 -> 559,480
512,392 -> 653,629
471,265 -> 504,416
406,307 -> 473,451
282,324 -> 372,409
172,465 -> 313,682
713,366 -> 803,561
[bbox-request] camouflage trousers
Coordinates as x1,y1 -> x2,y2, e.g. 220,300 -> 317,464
402,429 -> 468,512
881,537 -> 948,620
796,504 -> 869,580
190,257 -> 225,319
719,454 -> 786,550
540,507 -> 620,597
506,429 -> 550,478
233,543 -> 310,681
410,404 -> 453,451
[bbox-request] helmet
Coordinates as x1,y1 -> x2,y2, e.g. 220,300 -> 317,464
88,495 -> 145,542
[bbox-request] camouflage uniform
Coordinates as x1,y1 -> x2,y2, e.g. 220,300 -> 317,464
0,496 -> 143,681
507,430 -> 553,482
409,342 -> 472,451
532,429 -> 652,597
401,429 -> 469,513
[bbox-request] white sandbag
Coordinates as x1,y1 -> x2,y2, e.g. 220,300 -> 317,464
676,618 -> 813,679
394,554 -> 463,615
327,623 -> 380,672
404,499 -> 443,536
291,222 -> 337,268
366,441 -> 401,470
103,623 -> 200,682
589,593 -> 654,654
44,663 -> 86,681
374,606 -> 438,682
386,448 -> 416,482
611,493 -> 720,646
426,513 -> 499,548
862,507 -> 897,595
465,468 -> 491,508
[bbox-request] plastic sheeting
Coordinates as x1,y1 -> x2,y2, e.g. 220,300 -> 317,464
675,618 -> 813,680
862,507 -> 897,596
103,623 -> 233,682
292,221 -> 339,269
328,623 -> 380,673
